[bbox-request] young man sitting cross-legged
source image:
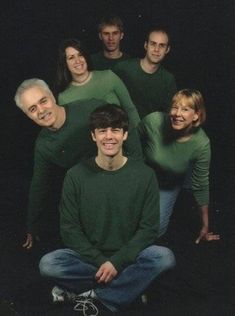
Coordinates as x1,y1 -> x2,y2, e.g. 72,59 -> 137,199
39,104 -> 175,313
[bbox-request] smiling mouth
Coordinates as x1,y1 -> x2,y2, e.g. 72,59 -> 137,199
40,112 -> 51,121
74,64 -> 83,69
104,143 -> 116,148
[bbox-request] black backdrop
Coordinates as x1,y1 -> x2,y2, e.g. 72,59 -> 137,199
1,0 -> 234,237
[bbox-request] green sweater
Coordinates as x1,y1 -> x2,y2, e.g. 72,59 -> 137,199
58,70 -> 140,128
27,99 -> 105,233
113,58 -> 177,118
90,51 -> 130,70
60,158 -> 160,272
28,99 -> 142,233
138,112 -> 211,206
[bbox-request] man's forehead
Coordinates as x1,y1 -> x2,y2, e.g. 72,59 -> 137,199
100,25 -> 122,33
148,31 -> 169,43
21,86 -> 48,105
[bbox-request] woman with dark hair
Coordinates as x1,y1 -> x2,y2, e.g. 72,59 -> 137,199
138,89 -> 220,243
55,38 -> 140,128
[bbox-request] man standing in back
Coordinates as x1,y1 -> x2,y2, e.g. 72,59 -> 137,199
114,26 -> 177,118
91,15 -> 130,70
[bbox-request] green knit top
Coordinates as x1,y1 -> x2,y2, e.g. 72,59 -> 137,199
60,157 -> 160,271
113,58 -> 177,118
138,112 -> 211,206
58,70 -> 140,128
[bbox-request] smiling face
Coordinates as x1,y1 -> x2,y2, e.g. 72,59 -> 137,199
20,85 -> 60,128
65,46 -> 88,79
91,127 -> 128,158
169,97 -> 199,132
144,31 -> 170,65
99,25 -> 123,53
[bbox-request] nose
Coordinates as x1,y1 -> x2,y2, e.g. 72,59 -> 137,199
37,103 -> 45,113
105,129 -> 113,139
175,108 -> 182,116
154,44 -> 160,52
74,55 -> 82,63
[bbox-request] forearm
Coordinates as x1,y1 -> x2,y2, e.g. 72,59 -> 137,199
199,204 -> 209,229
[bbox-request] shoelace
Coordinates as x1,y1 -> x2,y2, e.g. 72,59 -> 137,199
73,297 -> 99,316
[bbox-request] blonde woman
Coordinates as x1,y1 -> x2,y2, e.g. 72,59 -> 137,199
138,89 -> 220,243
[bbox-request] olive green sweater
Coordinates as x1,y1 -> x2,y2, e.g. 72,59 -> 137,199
60,158 -> 159,271
58,70 -> 140,128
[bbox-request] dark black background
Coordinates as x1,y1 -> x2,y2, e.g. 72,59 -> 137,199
0,1 -> 235,315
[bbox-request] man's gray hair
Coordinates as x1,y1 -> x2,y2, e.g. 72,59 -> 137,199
14,78 -> 52,110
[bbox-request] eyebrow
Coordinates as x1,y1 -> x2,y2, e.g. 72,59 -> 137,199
27,96 -> 47,111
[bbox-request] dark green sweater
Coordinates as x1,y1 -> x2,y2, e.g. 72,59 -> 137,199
28,99 -> 142,233
90,51 -> 130,70
27,99 -> 104,233
60,158 -> 160,271
138,112 -> 211,206
113,58 -> 177,118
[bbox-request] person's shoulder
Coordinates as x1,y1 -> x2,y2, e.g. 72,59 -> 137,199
115,57 -> 139,70
127,157 -> 155,176
67,158 -> 95,177
193,127 -> 210,144
142,111 -> 166,126
159,65 -> 175,78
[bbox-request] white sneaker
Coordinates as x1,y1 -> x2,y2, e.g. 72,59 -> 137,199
51,286 -> 81,303
51,285 -> 98,315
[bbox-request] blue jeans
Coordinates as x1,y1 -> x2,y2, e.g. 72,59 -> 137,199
158,186 -> 181,237
39,246 -> 175,311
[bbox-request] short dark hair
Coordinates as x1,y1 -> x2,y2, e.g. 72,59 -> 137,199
90,104 -> 129,132
56,38 -> 93,93
98,15 -> 124,33
145,25 -> 171,46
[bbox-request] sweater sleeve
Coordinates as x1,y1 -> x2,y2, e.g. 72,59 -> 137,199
58,93 -> 64,105
191,140 -> 211,206
27,147 -> 53,234
109,172 -> 160,271
60,171 -> 107,267
110,71 -> 140,128
123,127 -> 143,161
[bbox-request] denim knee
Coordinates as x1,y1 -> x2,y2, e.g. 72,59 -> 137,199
39,251 -> 59,277
158,246 -> 176,270
138,245 -> 176,271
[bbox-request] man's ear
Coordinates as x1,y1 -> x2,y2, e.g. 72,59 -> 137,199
120,32 -> 124,40
165,45 -> 171,55
91,131 -> 96,142
98,32 -> 102,40
123,131 -> 128,141
144,41 -> 148,51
